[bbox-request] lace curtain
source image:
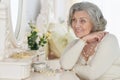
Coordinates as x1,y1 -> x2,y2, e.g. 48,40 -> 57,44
36,0 -> 80,33
36,0 -> 55,33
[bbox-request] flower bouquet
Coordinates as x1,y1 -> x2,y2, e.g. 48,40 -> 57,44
27,22 -> 51,50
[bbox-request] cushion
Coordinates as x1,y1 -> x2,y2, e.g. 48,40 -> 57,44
47,23 -> 76,59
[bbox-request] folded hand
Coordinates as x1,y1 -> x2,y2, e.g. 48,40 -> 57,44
82,31 -> 107,43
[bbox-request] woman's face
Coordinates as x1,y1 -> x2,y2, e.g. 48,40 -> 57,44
71,11 -> 93,38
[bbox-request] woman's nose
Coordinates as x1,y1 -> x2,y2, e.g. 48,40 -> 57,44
75,20 -> 81,27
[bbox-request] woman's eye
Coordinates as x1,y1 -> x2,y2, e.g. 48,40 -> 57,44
72,19 -> 76,22
80,20 -> 86,23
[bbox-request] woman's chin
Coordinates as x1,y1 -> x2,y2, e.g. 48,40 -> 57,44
76,34 -> 84,38
75,32 -> 89,38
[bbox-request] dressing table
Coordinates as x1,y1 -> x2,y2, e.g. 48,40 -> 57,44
0,59 -> 61,80
0,0 -> 67,80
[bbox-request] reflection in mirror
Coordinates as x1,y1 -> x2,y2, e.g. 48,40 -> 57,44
10,0 -> 19,32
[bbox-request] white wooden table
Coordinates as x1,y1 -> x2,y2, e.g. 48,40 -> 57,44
0,72 -> 62,80
26,72 -> 61,80
0,60 -> 61,80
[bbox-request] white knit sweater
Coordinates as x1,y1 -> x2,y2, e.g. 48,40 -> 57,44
60,33 -> 120,80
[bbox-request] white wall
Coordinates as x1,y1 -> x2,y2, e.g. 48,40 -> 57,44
102,0 -> 120,45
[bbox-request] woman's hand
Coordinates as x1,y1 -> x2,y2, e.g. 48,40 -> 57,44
82,31 -> 107,43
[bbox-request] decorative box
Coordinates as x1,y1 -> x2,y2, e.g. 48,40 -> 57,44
0,58 -> 32,79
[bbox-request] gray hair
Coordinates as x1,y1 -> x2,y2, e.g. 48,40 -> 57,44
68,2 -> 107,32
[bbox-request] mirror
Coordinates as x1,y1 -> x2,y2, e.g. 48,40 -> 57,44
8,0 -> 77,59
10,0 -> 19,32
10,0 -> 23,39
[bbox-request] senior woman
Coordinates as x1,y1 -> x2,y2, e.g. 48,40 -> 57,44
60,2 -> 120,80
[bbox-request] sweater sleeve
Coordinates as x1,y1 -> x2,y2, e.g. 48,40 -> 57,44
60,39 -> 86,70
73,34 -> 120,80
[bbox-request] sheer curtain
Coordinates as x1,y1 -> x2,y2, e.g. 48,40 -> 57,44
36,0 -> 58,34
0,0 -> 17,59
54,0 -> 81,23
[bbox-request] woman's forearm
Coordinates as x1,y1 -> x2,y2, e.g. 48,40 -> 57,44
73,34 -> 120,80
60,39 -> 86,70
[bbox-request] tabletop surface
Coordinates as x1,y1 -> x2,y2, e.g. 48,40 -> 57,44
0,59 -> 62,80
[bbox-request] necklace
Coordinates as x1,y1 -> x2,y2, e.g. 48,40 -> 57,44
81,41 -> 98,61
